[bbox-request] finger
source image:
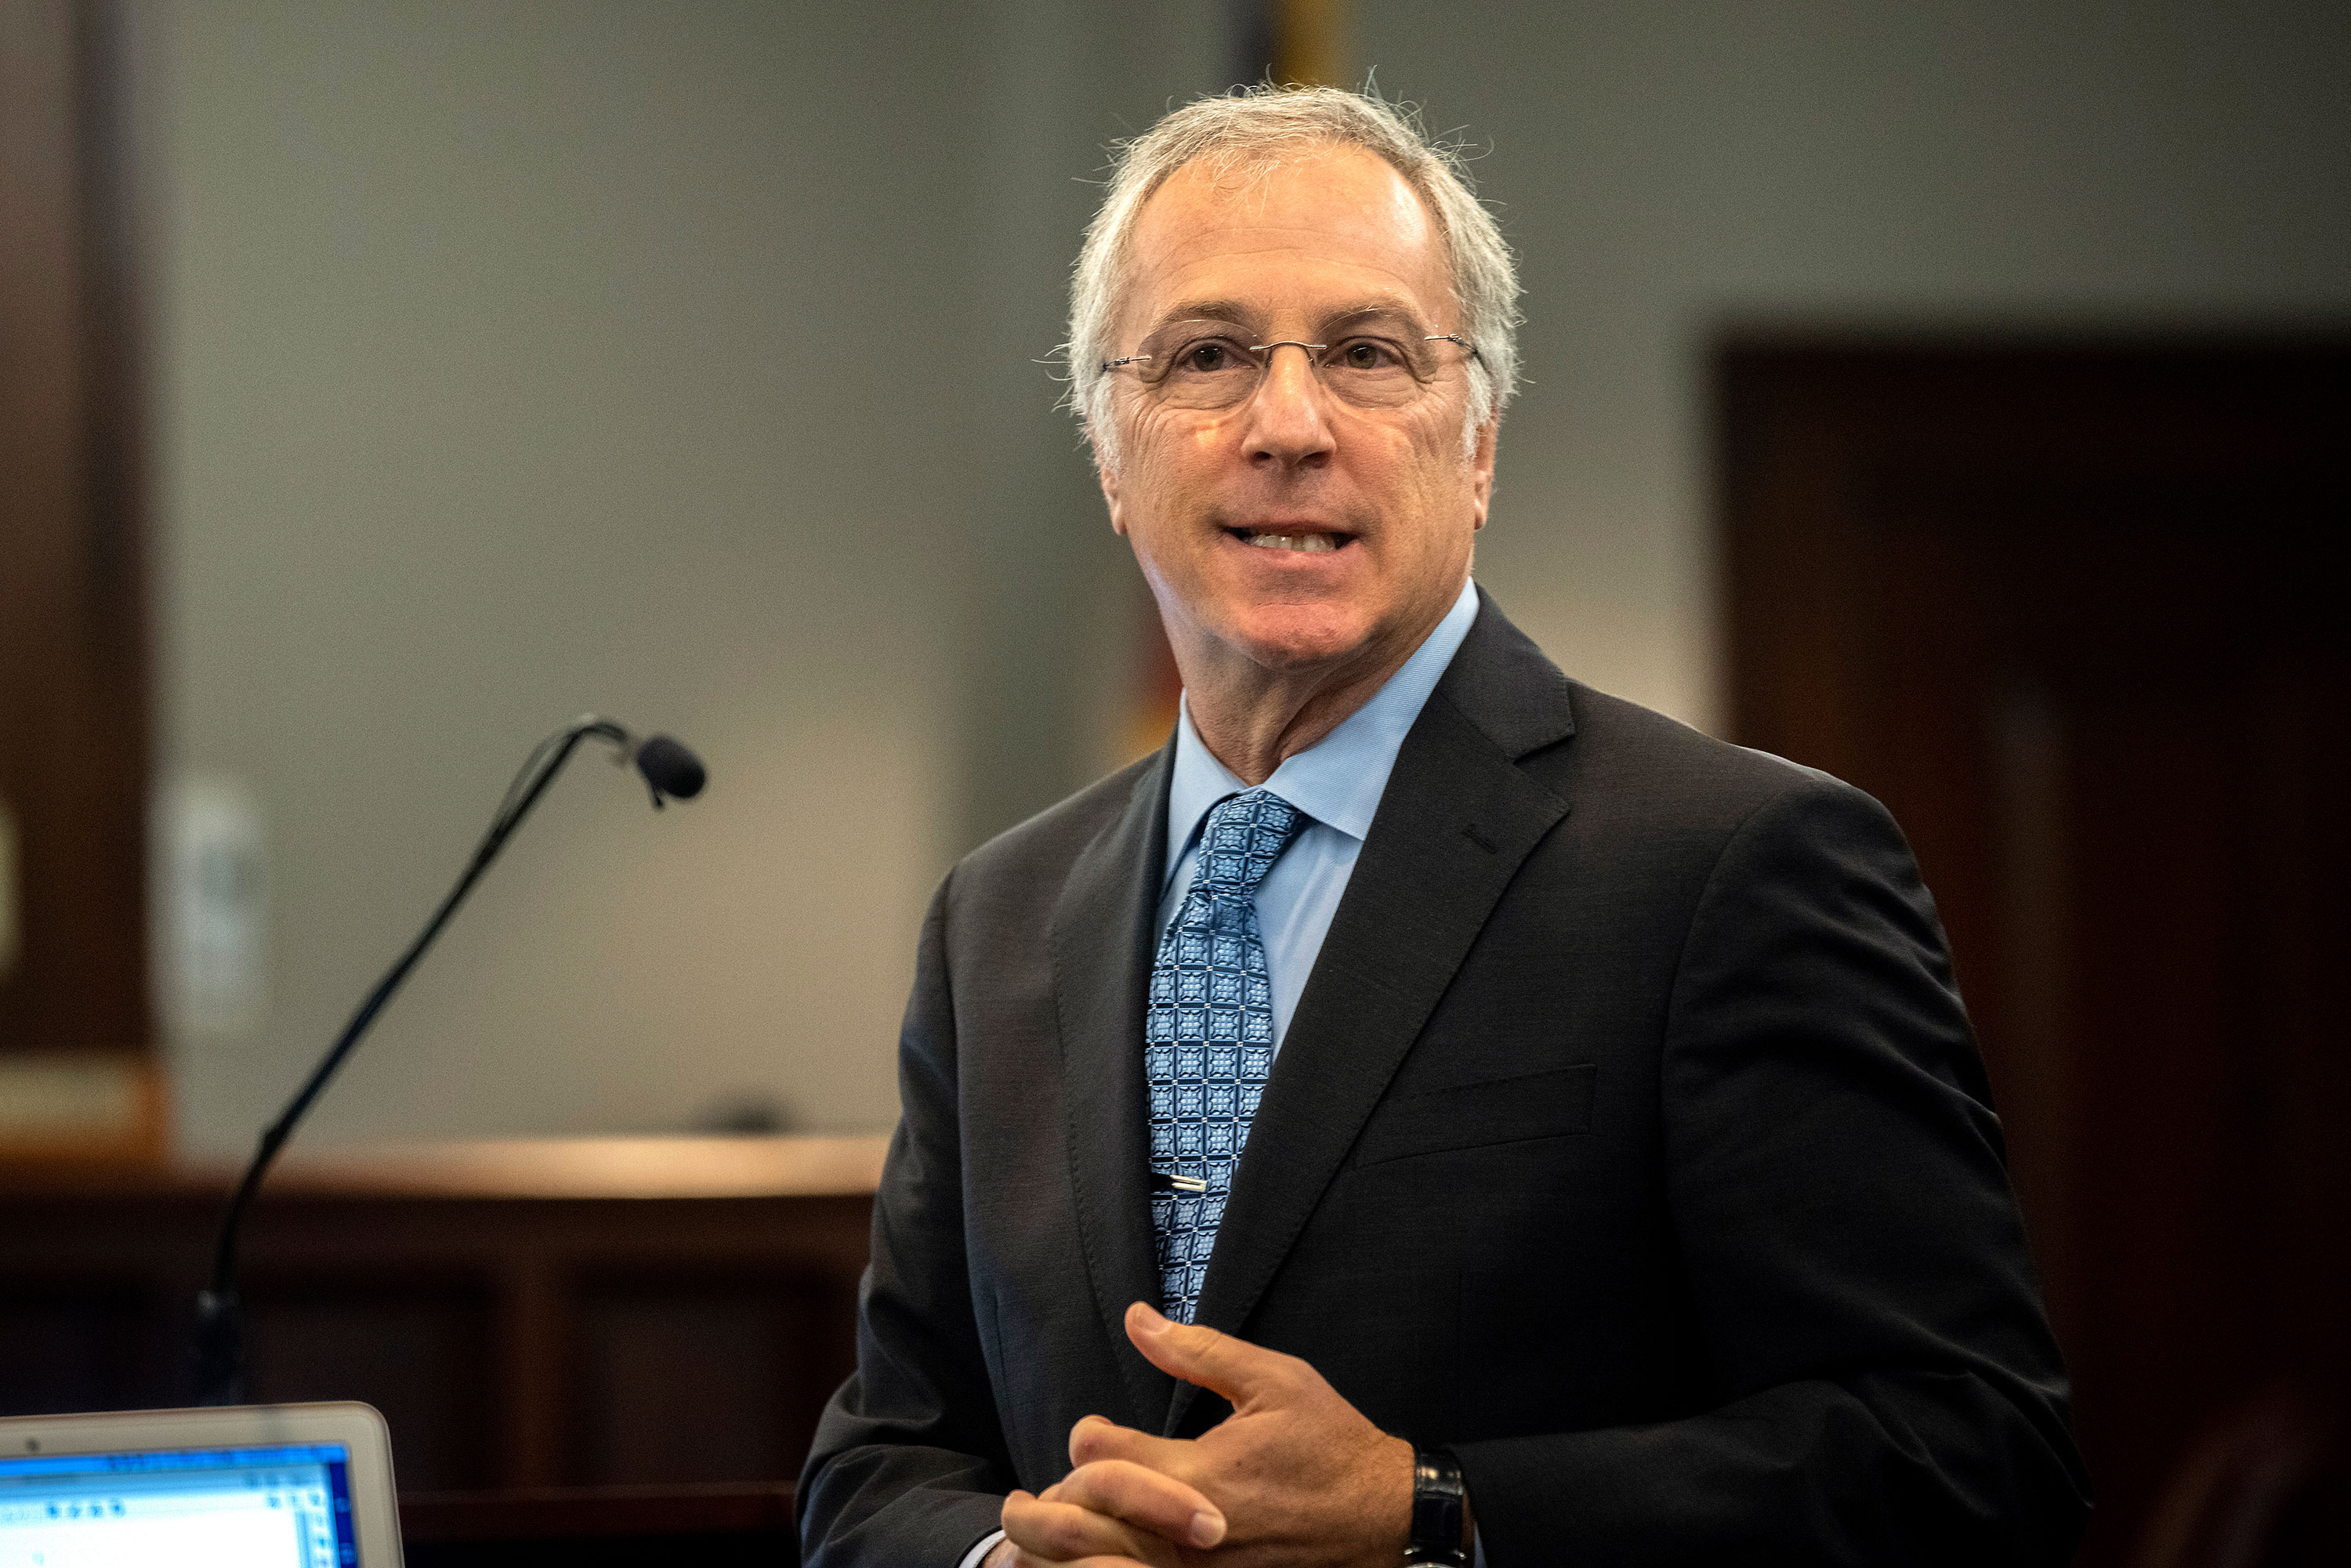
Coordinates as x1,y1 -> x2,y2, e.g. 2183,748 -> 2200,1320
999,1529 -> 1165,1568
1123,1299 -> 1302,1407
1004,1550 -> 1165,1568
1054,1457 -> 1225,1548
1066,1414 -> 1194,1477
1002,1488 -> 1174,1566
1002,1541 -> 1165,1568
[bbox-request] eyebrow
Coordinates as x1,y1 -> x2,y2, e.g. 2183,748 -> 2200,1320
1142,297 -> 1437,341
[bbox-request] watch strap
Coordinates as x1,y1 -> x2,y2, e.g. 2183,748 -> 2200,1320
1404,1447 -> 1471,1566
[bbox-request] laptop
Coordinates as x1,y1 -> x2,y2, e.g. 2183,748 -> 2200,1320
0,1401 -> 403,1566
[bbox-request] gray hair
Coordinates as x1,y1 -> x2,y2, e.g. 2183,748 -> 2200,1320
1067,85 -> 1521,469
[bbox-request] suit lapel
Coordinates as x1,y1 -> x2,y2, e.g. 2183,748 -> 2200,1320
1168,594 -> 1578,1432
1048,744 -> 1178,1428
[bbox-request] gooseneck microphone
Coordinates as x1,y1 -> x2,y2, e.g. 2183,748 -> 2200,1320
631,733 -> 707,806
193,715 -> 705,1407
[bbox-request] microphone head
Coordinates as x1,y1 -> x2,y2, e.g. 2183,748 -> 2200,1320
634,734 -> 706,802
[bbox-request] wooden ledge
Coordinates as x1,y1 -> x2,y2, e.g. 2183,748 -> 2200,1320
0,1133 -> 890,1201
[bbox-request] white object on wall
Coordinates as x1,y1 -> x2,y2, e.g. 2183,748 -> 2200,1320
155,773 -> 270,1037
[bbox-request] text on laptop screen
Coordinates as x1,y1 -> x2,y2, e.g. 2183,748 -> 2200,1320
0,1441 -> 357,1567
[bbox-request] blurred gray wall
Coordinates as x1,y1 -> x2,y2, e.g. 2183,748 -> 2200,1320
143,2 -> 2348,1153
143,0 -> 1222,1152
1359,0 -> 2351,730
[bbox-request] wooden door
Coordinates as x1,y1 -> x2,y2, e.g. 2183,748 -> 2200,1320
0,0 -> 159,1153
1719,339 -> 2349,1565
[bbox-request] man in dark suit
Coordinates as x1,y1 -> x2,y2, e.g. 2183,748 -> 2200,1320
798,86 -> 2088,1566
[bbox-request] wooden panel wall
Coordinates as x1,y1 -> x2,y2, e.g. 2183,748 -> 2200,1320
0,1139 -> 877,1494
0,0 -> 154,1052
0,0 -> 161,1155
1718,338 -> 2349,1566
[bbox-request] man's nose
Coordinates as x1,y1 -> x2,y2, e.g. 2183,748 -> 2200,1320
1244,342 -> 1334,467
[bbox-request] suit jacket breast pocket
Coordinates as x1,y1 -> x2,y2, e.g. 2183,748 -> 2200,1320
1352,1063 -> 1598,1168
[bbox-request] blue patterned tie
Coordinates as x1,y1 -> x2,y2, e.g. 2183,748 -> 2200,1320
1145,788 -> 1306,1323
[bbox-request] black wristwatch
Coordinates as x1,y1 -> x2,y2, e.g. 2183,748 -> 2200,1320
1403,1448 -> 1474,1565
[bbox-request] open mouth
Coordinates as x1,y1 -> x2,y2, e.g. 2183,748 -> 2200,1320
1229,528 -> 1353,554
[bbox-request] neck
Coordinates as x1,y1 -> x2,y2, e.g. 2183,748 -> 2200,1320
1176,585 -> 1462,785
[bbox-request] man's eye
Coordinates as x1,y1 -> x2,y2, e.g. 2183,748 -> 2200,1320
1334,339 -> 1403,371
1178,341 -> 1245,373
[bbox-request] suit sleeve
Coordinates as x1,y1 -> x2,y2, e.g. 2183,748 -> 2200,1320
796,872 -> 1014,1567
1453,775 -> 2092,1566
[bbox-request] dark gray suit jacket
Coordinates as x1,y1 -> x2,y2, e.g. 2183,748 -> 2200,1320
798,592 -> 2090,1565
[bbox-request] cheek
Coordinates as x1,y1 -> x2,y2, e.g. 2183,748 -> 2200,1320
1152,414 -> 1237,480
1119,411 -> 1205,492
1396,422 -> 1479,517
1116,416 -> 1237,539
1362,438 -> 1462,536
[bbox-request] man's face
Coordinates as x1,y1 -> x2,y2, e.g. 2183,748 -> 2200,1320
1098,146 -> 1496,680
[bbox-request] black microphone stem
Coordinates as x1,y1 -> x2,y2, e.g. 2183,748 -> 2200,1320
194,716 -> 641,1406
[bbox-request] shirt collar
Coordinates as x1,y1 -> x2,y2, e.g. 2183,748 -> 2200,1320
1164,574 -> 1481,889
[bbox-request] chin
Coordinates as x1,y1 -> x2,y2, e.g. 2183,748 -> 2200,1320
1226,603 -> 1375,672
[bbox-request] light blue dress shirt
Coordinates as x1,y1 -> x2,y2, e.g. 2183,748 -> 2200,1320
955,577 -> 1482,1568
1157,574 -> 1480,1049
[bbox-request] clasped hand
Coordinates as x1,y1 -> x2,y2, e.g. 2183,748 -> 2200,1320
991,1301 -> 1414,1568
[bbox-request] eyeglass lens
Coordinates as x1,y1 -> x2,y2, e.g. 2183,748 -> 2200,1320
1121,329 -> 1470,411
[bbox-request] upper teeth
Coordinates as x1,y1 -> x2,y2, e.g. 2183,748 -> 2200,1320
1244,532 -> 1339,552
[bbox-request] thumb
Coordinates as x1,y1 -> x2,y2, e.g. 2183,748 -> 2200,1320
1124,1301 -> 1294,1407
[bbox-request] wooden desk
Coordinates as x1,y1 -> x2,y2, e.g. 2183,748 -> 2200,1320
0,1136 -> 883,1491
400,1482 -> 798,1566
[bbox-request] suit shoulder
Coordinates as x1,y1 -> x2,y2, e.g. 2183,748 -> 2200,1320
1441,596 -> 1857,828
1556,679 -> 1874,831
951,750 -> 1161,894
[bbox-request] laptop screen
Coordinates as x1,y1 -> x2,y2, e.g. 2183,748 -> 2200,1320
0,1440 -> 358,1567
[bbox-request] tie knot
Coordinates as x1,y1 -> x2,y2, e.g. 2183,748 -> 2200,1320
1196,789 -> 1305,896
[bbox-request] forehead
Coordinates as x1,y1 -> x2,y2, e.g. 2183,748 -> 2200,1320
1119,144 -> 1451,331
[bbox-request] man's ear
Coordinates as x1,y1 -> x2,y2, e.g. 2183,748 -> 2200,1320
1096,444 -> 1128,537
1468,418 -> 1499,531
